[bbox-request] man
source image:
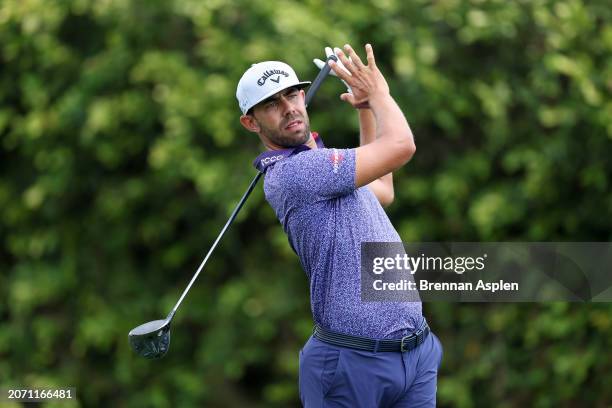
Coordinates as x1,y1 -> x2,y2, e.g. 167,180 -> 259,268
236,44 -> 443,407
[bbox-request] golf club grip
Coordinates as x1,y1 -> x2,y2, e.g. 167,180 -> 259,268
305,54 -> 336,107
168,172 -> 263,319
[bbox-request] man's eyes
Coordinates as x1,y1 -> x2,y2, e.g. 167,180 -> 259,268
264,91 -> 298,110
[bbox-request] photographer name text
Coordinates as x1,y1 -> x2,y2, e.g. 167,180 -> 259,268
373,279 -> 519,293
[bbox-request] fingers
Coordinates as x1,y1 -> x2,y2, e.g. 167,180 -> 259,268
332,48 -> 360,81
328,43 -> 376,90
365,43 -> 377,68
334,48 -> 357,75
329,57 -> 353,82
333,47 -> 351,65
340,93 -> 368,109
343,44 -> 366,71
329,43 -> 370,76
340,92 -> 356,105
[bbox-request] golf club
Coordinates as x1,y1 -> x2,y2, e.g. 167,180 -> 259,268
128,54 -> 337,359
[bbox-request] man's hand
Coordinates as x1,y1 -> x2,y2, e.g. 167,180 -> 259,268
328,44 -> 390,110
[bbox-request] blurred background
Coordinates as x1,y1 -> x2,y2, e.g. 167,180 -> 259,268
1,0 -> 611,406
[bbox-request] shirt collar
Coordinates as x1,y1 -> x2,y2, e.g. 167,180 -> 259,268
253,132 -> 325,173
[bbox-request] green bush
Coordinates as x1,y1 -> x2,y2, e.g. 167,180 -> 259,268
1,0 -> 610,406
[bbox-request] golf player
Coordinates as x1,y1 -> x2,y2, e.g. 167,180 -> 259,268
237,44 -> 443,407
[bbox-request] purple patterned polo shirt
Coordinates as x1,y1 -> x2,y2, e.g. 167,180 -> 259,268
254,133 -> 422,339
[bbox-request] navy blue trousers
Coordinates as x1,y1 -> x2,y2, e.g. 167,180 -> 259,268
299,331 -> 443,407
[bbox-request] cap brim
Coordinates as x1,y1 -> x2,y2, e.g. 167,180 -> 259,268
245,81 -> 311,113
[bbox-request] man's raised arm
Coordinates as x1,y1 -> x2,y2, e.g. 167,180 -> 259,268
329,44 -> 415,188
359,108 -> 395,207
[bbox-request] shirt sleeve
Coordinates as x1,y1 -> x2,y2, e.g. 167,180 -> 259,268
280,147 -> 356,203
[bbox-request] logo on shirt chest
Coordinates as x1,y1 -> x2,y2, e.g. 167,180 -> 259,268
330,148 -> 344,174
261,155 -> 284,166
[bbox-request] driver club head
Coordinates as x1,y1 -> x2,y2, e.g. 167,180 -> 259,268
128,319 -> 171,359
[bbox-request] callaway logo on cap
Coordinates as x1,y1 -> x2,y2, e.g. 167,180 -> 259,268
236,61 -> 311,114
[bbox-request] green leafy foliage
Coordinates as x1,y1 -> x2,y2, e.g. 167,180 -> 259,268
1,0 -> 611,406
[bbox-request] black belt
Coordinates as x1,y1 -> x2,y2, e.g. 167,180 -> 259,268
313,320 -> 430,353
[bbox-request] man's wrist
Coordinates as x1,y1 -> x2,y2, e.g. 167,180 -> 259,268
369,91 -> 393,104
368,92 -> 395,111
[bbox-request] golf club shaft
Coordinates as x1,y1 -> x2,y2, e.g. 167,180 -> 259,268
167,55 -> 336,321
306,54 -> 336,107
168,171 -> 262,320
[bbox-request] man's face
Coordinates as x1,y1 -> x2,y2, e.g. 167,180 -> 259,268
248,87 -> 311,147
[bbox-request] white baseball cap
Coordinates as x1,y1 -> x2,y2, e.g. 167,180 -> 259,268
236,61 -> 311,115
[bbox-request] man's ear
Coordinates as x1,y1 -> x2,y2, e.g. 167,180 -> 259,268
240,114 -> 260,133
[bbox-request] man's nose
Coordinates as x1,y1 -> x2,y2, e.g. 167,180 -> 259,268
279,96 -> 296,115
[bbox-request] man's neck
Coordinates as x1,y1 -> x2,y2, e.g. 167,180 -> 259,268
304,133 -> 318,149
